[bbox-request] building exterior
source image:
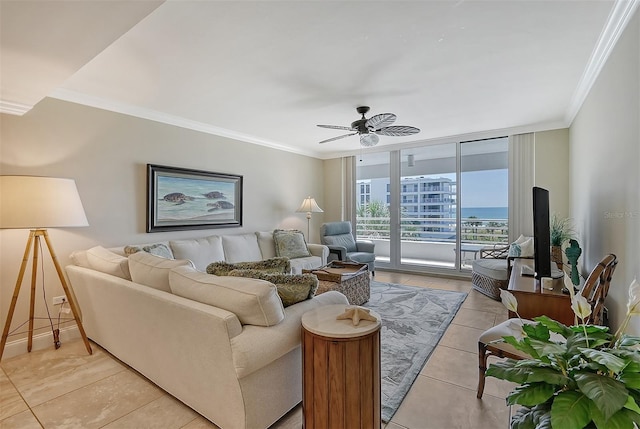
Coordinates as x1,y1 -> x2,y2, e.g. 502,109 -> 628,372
357,176 -> 457,241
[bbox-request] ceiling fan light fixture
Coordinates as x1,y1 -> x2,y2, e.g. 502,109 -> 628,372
360,133 -> 379,147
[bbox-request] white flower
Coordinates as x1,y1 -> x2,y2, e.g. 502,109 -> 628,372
500,289 -> 518,313
571,295 -> 592,320
627,278 -> 640,315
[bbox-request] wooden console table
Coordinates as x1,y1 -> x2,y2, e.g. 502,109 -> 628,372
301,304 -> 381,429
507,259 -> 575,325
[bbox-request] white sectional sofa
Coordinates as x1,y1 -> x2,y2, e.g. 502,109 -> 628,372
65,231 -> 347,429
123,230 -> 328,274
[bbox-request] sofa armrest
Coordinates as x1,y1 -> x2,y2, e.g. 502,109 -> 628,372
326,245 -> 347,261
356,240 -> 375,253
307,243 -> 329,264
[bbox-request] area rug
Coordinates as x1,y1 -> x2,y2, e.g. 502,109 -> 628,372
362,280 -> 467,422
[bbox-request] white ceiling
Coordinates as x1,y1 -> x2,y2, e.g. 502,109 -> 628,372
2,1 -> 637,159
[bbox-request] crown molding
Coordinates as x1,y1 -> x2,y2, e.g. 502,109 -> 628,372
49,89 -> 322,158
565,0 -> 640,124
0,100 -> 33,116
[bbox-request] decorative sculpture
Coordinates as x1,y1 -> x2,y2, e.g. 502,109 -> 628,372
565,239 -> 582,286
336,306 -> 378,326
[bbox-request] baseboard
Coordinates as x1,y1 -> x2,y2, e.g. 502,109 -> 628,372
2,326 -> 81,360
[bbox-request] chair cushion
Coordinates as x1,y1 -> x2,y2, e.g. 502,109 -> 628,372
479,319 -> 531,358
480,318 -> 565,358
323,234 -> 357,253
347,251 -> 375,264
472,258 -> 508,281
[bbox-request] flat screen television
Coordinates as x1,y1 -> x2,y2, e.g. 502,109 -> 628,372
533,186 -> 551,280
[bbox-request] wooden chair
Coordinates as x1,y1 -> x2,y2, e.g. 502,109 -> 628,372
476,253 -> 618,398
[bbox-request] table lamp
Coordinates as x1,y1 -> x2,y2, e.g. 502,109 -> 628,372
296,196 -> 323,240
0,176 -> 93,360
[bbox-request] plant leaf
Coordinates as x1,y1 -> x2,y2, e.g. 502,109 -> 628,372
619,372 -> 640,390
486,360 -> 530,384
507,383 -> 556,407
534,315 -> 573,337
618,335 -> 640,347
550,390 -> 592,429
580,349 -> 627,373
525,367 -> 571,385
503,336 -> 540,360
511,403 -> 552,429
591,402 -> 640,429
624,395 -> 640,415
575,372 -> 629,420
522,323 -> 550,341
529,338 -> 566,357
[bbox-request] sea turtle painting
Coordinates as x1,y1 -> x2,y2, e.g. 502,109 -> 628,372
207,201 -> 235,211
163,192 -> 194,205
203,191 -> 225,199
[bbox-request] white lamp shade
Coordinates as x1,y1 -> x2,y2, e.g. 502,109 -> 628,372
296,197 -> 323,213
0,176 -> 89,229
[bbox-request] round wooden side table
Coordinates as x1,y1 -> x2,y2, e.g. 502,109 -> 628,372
301,304 -> 381,429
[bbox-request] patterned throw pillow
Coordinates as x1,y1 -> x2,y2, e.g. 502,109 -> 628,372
206,257 -> 291,276
227,269 -> 318,307
508,235 -> 534,258
124,243 -> 174,259
273,229 -> 311,259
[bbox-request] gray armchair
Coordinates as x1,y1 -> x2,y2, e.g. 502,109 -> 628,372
319,221 -> 375,275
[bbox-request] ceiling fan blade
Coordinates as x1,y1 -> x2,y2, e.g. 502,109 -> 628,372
317,124 -> 355,131
319,132 -> 358,144
375,125 -> 420,136
360,133 -> 379,147
366,113 -> 396,130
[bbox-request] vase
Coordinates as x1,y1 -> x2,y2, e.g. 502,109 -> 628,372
551,245 -> 563,269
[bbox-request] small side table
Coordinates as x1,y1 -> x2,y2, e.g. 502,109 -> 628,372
301,304 -> 381,429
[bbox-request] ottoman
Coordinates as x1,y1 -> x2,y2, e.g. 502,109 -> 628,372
304,261 -> 370,305
471,258 -> 509,300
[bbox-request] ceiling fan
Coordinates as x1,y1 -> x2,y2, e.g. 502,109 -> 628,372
317,106 -> 420,147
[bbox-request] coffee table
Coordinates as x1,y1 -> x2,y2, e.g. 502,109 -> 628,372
304,261 -> 370,305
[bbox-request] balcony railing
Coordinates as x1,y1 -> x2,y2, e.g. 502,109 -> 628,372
356,216 -> 508,245
356,216 -> 508,269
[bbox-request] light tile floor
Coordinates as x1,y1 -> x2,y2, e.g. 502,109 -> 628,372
0,271 -> 514,429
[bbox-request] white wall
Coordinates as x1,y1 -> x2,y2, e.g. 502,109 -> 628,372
0,98 -> 325,348
570,10 -> 640,332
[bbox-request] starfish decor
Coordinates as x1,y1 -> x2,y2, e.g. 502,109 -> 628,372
336,306 -> 378,326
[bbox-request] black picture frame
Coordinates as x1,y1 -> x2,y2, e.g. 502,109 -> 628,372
147,164 -> 243,233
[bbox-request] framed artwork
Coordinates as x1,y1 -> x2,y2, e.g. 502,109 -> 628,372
147,164 -> 243,232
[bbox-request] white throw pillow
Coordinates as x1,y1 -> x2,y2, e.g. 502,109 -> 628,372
169,265 -> 285,326
170,236 -> 225,271
86,246 -> 131,280
128,252 -> 194,293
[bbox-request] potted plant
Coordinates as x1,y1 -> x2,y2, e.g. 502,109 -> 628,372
550,215 -> 575,269
487,281 -> 640,429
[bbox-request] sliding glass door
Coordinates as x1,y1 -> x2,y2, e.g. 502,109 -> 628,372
355,137 -> 509,274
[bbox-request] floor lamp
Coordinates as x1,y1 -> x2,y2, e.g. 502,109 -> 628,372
296,196 -> 323,240
0,176 -> 92,360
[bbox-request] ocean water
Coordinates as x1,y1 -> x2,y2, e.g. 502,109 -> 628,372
461,207 -> 507,220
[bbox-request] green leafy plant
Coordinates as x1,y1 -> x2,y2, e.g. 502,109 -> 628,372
550,214 -> 576,247
487,280 -> 640,429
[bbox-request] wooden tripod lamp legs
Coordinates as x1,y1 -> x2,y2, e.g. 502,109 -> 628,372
0,229 -> 92,361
